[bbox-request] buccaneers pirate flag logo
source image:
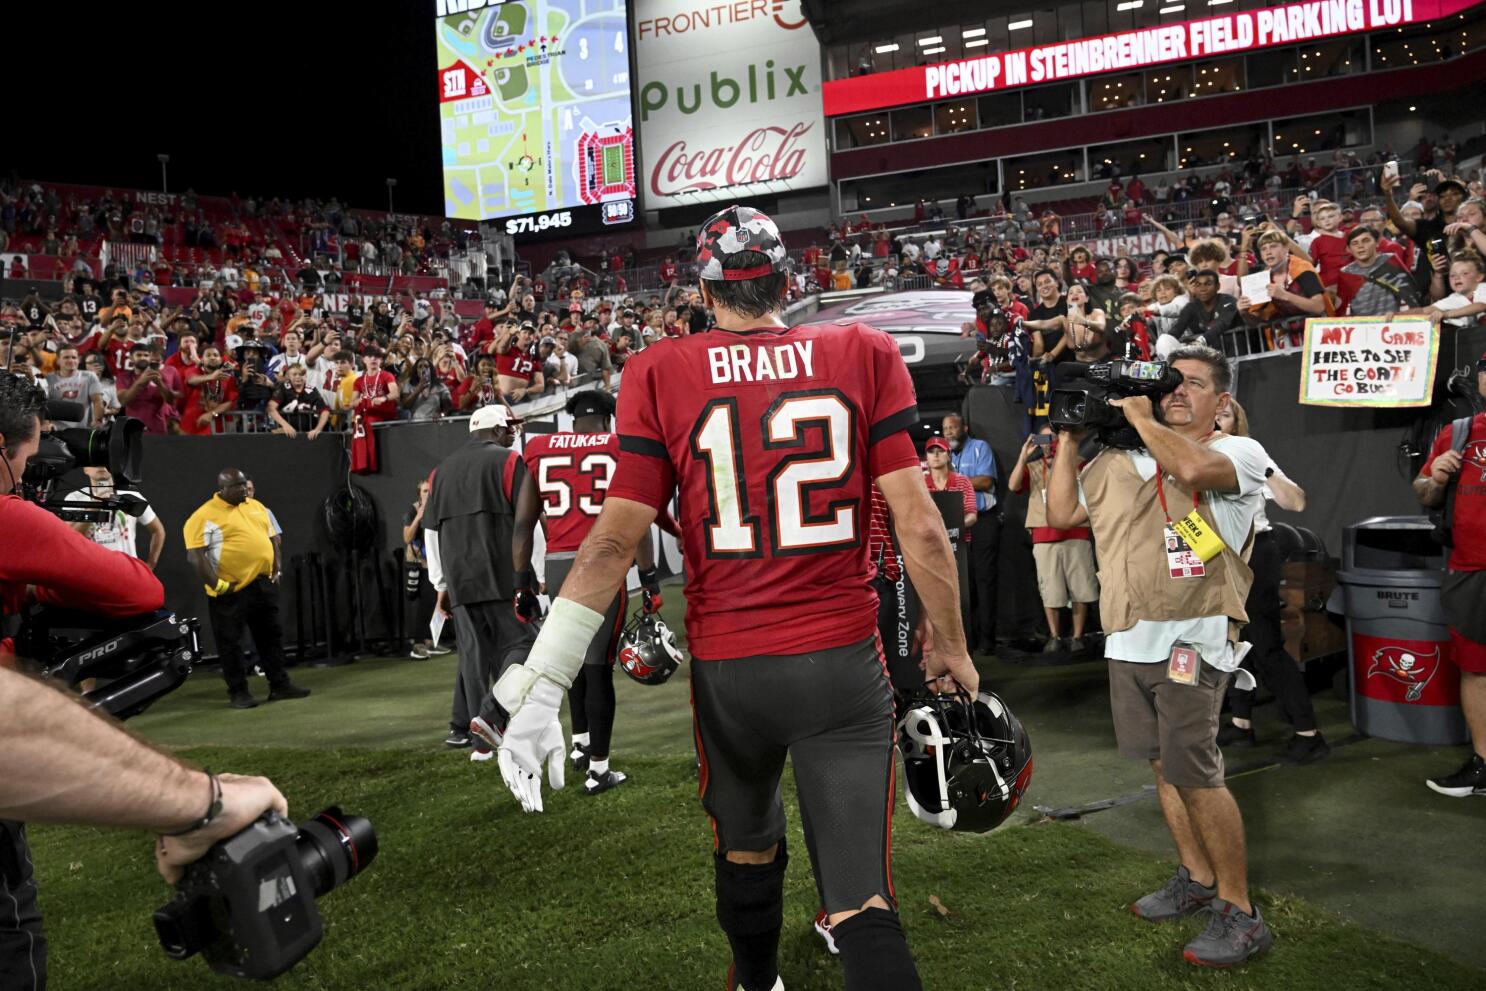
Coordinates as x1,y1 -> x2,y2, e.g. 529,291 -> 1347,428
1463,440 -> 1486,481
1367,645 -> 1441,702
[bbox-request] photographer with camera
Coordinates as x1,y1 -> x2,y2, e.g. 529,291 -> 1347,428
1045,344 -> 1274,966
1009,426 -> 1098,653
1413,352 -> 1486,797
115,342 -> 180,435
0,372 -> 290,990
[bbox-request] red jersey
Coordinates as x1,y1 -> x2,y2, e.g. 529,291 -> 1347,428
353,370 -> 398,421
1308,230 -> 1351,287
1419,414 -> 1486,571
181,366 -> 239,435
997,299 -> 1030,324
497,347 -> 538,382
608,322 -> 920,660
468,316 -> 496,351
523,432 -> 619,553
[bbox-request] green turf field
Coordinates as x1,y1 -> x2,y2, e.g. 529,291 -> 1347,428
26,591 -> 1486,990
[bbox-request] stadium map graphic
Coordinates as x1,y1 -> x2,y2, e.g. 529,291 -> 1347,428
436,0 -> 636,223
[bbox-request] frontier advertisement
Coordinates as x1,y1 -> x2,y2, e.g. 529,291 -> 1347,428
634,0 -> 827,207
433,0 -> 638,233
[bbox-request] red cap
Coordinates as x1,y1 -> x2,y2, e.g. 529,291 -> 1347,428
925,437 -> 951,452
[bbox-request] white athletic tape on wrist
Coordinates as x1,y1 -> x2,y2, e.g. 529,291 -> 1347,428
493,597 -> 605,711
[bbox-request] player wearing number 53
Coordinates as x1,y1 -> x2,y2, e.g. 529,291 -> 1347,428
492,206 -> 976,991
1044,344 -> 1276,967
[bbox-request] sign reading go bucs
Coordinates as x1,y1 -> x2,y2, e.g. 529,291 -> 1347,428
1299,316 -> 1439,407
633,0 -> 827,207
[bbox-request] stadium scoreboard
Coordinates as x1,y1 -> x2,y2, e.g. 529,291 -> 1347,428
434,0 -> 638,236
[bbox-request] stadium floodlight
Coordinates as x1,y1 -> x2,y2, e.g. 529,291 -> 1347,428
918,36 -> 943,45
1159,3 -> 1185,11
923,46 -> 947,55
1008,18 -> 1033,30
875,43 -> 900,53
966,38 -> 990,47
963,27 -> 987,37
1117,1 -> 1143,9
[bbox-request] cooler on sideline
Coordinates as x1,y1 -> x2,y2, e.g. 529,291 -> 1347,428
1328,516 -> 1468,746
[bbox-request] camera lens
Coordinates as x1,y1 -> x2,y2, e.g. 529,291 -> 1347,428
295,807 -> 377,898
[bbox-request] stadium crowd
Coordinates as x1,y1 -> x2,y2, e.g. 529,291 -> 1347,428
3,153 -> 1483,440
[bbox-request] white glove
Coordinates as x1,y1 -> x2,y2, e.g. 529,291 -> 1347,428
497,677 -> 566,813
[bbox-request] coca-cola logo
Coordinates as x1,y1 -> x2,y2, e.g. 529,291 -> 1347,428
650,122 -> 813,197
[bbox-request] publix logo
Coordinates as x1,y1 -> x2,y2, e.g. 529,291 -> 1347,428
640,60 -> 811,120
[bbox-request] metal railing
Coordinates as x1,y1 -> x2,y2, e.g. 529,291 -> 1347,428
209,410 -> 273,434
1216,316 -> 1310,361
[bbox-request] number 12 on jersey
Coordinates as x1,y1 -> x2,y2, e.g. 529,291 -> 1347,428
691,390 -> 857,558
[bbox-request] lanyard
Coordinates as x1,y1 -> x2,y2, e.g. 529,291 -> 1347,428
1154,431 -> 1215,522
1154,469 -> 1200,524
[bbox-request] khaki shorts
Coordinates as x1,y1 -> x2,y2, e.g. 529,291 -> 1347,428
1108,657 -> 1231,789
1032,539 -> 1099,607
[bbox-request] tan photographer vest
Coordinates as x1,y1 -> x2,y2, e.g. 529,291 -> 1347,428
1080,442 -> 1254,638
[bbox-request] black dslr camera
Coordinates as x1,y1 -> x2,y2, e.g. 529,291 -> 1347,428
154,807 -> 377,980
1049,359 -> 1183,449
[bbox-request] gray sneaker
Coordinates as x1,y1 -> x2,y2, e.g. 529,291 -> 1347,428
1130,866 -> 1216,922
1041,636 -> 1062,654
1184,898 -> 1274,967
1067,636 -> 1085,652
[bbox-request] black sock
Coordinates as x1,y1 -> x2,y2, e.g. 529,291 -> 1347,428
585,663 -> 616,759
568,668 -> 589,737
832,907 -> 923,991
715,840 -> 787,991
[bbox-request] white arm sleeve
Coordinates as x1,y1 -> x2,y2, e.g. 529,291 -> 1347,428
494,597 -> 606,709
425,527 -> 445,592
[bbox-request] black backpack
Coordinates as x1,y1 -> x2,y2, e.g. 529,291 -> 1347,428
1429,415 -> 1474,547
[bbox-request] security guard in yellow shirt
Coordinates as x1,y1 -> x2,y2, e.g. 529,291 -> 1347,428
183,467 -> 310,709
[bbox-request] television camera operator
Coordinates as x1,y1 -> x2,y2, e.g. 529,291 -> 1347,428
1044,344 -> 1274,968
0,372 -> 286,990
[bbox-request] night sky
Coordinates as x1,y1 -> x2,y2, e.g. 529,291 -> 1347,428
8,2 -> 446,215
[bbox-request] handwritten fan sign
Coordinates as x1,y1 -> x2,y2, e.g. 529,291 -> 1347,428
1299,316 -> 1438,407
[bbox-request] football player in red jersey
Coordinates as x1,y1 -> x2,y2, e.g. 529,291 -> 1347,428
501,389 -> 674,795
493,206 -> 976,991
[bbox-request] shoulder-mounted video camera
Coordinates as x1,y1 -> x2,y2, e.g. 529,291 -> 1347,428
1049,359 -> 1183,449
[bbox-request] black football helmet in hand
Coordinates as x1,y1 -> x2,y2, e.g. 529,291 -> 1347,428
616,612 -> 684,686
898,690 -> 1033,833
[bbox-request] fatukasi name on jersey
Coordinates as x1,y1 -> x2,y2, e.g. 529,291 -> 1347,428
522,431 -> 619,553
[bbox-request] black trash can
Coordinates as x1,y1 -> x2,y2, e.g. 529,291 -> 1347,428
1328,516 -> 1468,745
